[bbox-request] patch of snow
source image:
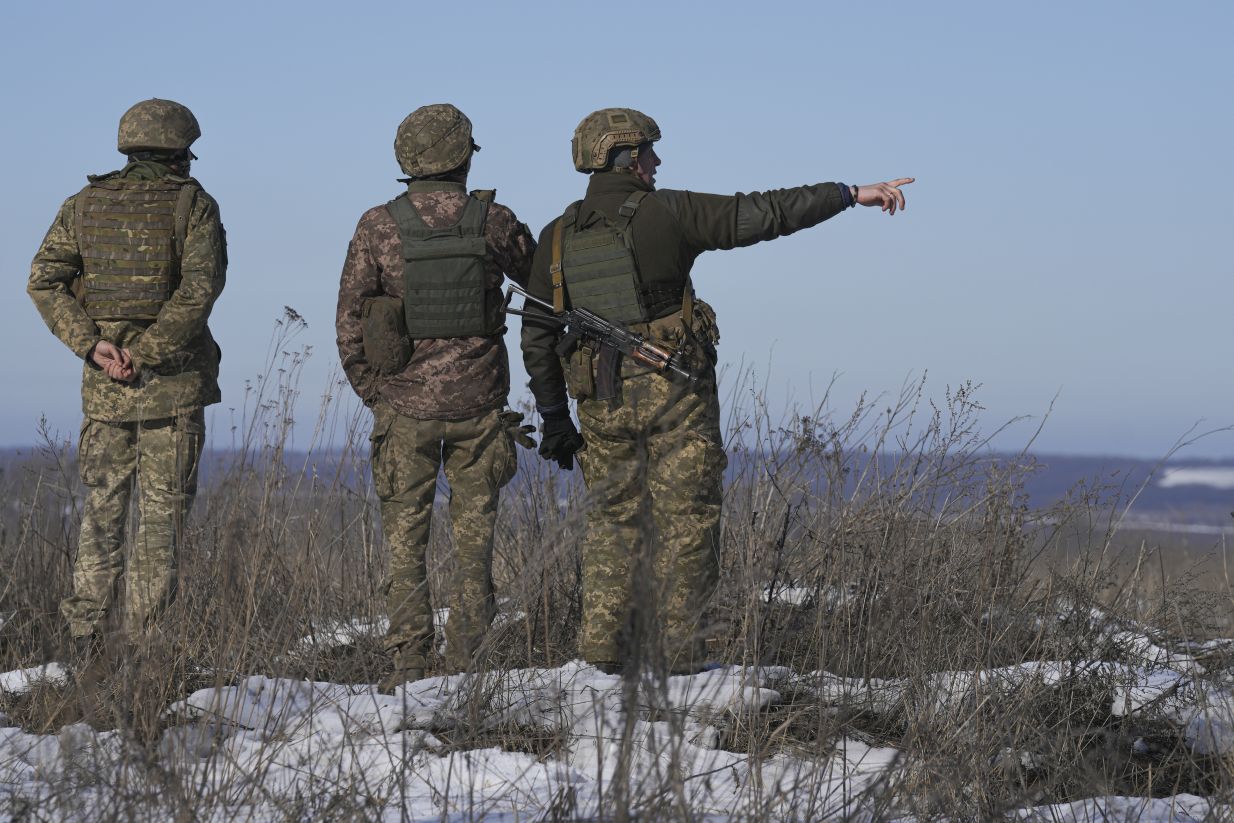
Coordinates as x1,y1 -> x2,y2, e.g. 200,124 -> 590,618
1014,794 -> 1222,822
0,663 -> 68,696
1158,467 -> 1234,490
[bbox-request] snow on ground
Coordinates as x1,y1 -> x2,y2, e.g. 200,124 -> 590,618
0,663 -> 67,696
5,631 -> 1234,819
1,662 -> 902,820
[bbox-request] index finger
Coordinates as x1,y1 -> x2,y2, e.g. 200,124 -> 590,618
889,177 -> 915,188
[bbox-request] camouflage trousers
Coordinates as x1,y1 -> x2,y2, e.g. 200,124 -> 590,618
575,368 -> 727,671
62,410 -> 205,638
369,405 -> 517,672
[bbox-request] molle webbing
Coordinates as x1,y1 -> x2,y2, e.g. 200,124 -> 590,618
387,194 -> 499,340
554,190 -> 650,325
74,180 -> 195,321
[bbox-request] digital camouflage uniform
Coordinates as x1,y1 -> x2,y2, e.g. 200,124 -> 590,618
521,109 -> 854,671
336,105 -> 536,674
27,99 -> 226,640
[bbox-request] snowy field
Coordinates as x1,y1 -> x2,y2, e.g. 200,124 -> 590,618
4,609 -> 1234,821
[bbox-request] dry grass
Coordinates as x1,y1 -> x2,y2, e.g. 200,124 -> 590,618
1,316 -> 1232,820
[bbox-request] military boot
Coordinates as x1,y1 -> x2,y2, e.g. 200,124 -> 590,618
70,633 -> 107,684
378,647 -> 425,695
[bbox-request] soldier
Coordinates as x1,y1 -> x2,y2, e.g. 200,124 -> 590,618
336,104 -> 536,692
521,108 -> 912,675
27,99 -> 227,663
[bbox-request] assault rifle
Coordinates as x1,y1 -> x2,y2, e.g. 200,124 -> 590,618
503,283 -> 698,393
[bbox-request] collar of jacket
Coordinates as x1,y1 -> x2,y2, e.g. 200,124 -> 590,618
88,160 -> 188,184
585,171 -> 654,198
405,180 -> 467,194
119,160 -> 184,180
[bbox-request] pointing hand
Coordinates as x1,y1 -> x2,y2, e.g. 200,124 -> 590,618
854,178 -> 914,215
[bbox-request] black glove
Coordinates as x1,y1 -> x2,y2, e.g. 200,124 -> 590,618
539,414 -> 586,471
498,410 -> 537,449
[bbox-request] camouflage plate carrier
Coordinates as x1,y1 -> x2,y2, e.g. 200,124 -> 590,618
73,175 -> 198,321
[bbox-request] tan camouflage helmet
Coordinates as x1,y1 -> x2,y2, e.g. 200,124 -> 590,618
571,108 -> 661,173
394,104 -> 478,177
117,98 -> 201,154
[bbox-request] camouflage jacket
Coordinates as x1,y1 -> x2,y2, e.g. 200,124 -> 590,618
27,160 -> 227,423
335,181 -> 536,420
520,172 -> 850,415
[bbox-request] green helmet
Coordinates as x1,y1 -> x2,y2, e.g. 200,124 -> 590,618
395,104 -> 477,177
571,108 -> 661,173
117,98 -> 201,154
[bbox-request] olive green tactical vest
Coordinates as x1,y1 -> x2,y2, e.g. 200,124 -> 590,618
559,191 -> 654,325
386,194 -> 501,339
74,177 -> 196,321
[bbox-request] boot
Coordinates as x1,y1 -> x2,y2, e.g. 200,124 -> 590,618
378,648 -> 425,695
70,633 -> 107,684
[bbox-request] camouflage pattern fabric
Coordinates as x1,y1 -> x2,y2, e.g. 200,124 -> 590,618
61,410 -> 204,638
117,98 -> 200,153
336,180 -> 535,419
394,104 -> 475,178
369,404 -> 517,672
28,160 -> 227,422
574,366 -> 726,671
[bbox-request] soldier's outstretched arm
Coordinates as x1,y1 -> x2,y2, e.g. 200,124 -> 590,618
126,194 -> 227,372
656,176 -> 913,257
27,197 -> 100,360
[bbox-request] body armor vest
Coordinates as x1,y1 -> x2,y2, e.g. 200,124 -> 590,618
386,194 -> 501,339
74,177 -> 196,321
555,190 -> 681,325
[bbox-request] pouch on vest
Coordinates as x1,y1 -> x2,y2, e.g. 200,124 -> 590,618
562,341 -> 596,401
386,194 -> 501,339
361,295 -> 412,374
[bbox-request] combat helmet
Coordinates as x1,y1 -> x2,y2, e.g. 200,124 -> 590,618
117,98 -> 201,154
395,104 -> 478,177
571,108 -> 661,173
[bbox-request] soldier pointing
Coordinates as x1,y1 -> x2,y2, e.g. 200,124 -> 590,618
520,108 -> 912,674
27,99 -> 227,668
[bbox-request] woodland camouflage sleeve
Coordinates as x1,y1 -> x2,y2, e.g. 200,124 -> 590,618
335,217 -> 382,404
487,204 -> 536,288
27,196 -> 100,359
127,191 -> 227,371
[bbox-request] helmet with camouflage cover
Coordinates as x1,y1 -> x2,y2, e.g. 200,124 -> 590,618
117,98 -> 201,154
395,104 -> 478,177
571,108 -> 661,173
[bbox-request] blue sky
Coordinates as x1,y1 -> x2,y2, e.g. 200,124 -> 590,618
2,1 -> 1231,457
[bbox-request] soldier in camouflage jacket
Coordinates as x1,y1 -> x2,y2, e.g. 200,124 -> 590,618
27,99 -> 226,657
335,104 -> 535,691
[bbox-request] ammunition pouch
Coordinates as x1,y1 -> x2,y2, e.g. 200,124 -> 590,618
559,336 -> 597,401
361,295 -> 412,374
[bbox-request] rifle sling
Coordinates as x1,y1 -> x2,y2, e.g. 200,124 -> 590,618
550,219 -> 565,314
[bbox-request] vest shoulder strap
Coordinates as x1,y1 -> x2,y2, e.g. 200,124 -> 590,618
387,193 -> 489,256
615,190 -> 650,230
551,201 -> 582,314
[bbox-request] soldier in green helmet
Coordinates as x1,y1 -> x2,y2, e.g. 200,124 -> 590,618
27,98 -> 227,667
520,108 -> 913,675
336,104 -> 537,692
